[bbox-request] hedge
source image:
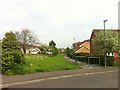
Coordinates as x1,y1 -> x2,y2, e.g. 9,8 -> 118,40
75,53 -> 114,66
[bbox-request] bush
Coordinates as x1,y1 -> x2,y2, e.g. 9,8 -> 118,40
75,53 -> 95,63
113,61 -> 120,67
65,47 -> 73,58
106,56 -> 114,66
99,55 -> 114,66
75,53 -> 114,66
51,47 -> 58,56
2,31 -> 25,74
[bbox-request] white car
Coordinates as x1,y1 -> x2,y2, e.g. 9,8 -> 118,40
31,49 -> 40,54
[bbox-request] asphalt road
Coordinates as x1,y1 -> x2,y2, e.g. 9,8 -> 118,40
8,71 -> 118,88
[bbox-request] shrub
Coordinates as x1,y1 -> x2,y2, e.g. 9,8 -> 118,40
113,61 -> 120,67
65,47 -> 73,58
2,31 -> 25,74
51,46 -> 58,56
99,55 -> 114,66
75,53 -> 114,66
35,68 -> 44,72
75,53 -> 95,63
106,56 -> 114,66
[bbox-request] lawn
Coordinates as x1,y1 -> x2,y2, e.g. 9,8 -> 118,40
11,54 -> 80,75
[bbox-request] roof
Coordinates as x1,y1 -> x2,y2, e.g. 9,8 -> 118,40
73,39 -> 90,47
75,46 -> 90,54
79,39 -> 90,46
75,40 -> 90,54
20,44 -> 39,48
76,41 -> 81,47
90,29 -> 120,39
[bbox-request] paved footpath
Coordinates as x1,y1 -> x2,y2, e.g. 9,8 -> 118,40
1,67 -> 118,85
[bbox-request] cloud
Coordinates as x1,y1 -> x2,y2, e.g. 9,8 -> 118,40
0,0 -> 119,48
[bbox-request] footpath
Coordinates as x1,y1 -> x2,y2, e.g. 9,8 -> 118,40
1,66 -> 118,85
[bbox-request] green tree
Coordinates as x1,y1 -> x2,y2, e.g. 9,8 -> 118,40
49,40 -> 56,47
49,40 -> 58,56
2,31 -> 24,74
50,46 -> 58,55
38,44 -> 49,55
65,47 -> 73,57
93,30 -> 119,54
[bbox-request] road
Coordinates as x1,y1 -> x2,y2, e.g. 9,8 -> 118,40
7,70 -> 118,88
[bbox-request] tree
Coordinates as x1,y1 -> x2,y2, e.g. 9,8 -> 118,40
50,46 -> 58,55
38,44 -> 49,55
93,30 -> 119,55
2,31 -> 24,74
65,47 -> 73,57
49,40 -> 58,56
49,40 -> 56,47
15,28 -> 39,54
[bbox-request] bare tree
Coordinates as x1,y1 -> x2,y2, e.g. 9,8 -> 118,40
15,28 -> 40,54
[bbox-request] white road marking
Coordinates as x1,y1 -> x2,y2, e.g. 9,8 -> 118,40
1,70 -> 118,88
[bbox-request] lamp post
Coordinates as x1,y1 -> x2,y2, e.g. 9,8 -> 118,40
73,38 -> 77,64
73,38 -> 76,59
103,20 -> 108,68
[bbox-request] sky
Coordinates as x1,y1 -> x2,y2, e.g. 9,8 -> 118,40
0,0 -> 119,48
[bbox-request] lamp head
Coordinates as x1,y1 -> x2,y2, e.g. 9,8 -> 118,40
104,20 -> 108,22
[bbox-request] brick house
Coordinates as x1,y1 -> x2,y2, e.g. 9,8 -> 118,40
90,29 -> 120,62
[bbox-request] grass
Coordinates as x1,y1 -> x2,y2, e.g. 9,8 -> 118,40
10,54 -> 80,75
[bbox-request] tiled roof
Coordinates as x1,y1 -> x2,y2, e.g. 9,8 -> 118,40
75,46 -> 90,54
75,40 -> 90,54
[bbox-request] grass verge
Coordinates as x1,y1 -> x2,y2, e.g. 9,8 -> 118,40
9,54 -> 80,75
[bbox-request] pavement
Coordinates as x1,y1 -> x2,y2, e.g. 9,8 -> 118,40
7,70 -> 118,88
2,67 -> 118,84
1,67 -> 118,88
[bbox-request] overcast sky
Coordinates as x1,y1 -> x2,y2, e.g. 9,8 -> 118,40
0,0 -> 119,48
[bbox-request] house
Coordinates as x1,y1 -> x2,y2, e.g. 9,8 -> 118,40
90,29 -> 120,62
58,49 -> 65,53
75,40 -> 90,54
20,44 -> 41,54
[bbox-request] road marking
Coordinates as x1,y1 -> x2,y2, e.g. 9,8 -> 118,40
1,70 -> 118,88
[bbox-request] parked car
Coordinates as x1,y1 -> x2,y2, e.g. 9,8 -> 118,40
31,49 -> 40,54
46,49 -> 52,56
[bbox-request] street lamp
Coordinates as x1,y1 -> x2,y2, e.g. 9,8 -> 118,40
73,38 -> 78,64
73,38 -> 76,59
103,19 -> 108,68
